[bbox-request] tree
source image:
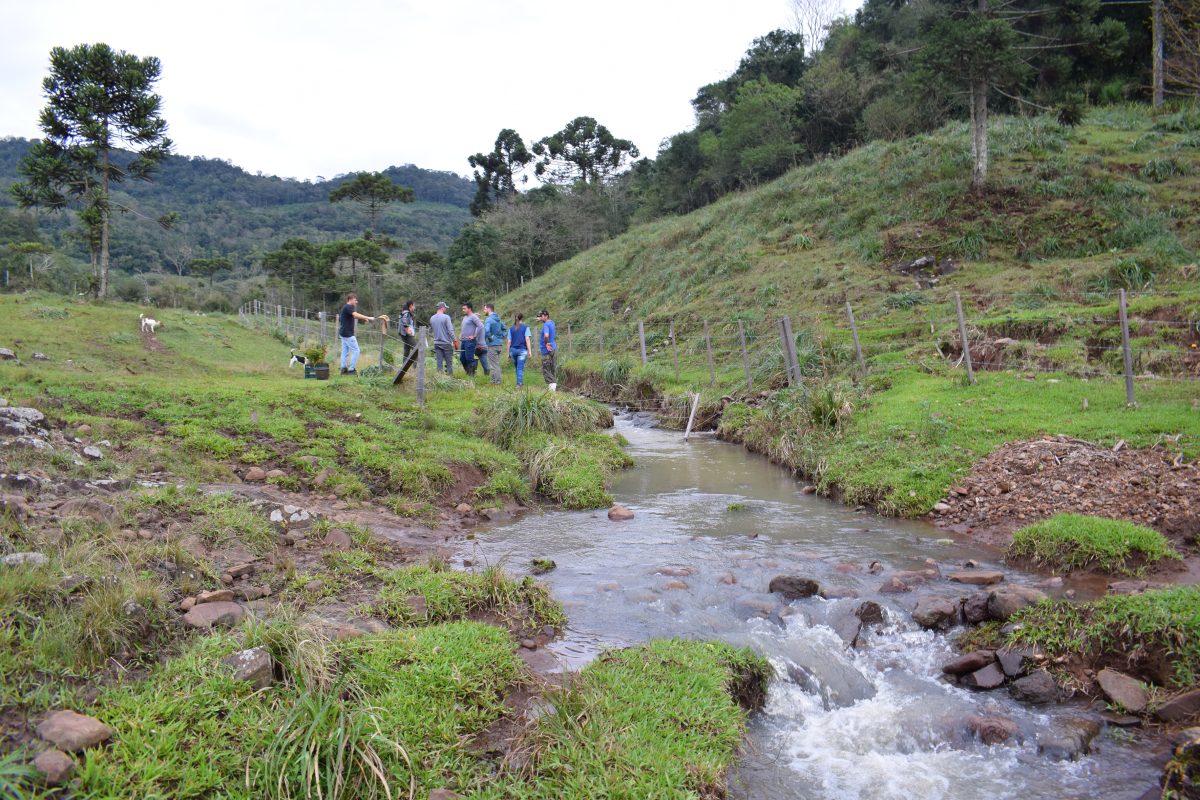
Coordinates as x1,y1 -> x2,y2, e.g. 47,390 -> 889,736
188,256 -> 232,287
533,117 -> 640,186
9,242 -> 55,287
791,0 -> 841,54
320,239 -> 389,284
1164,0 -> 1200,98
328,172 -> 414,239
10,43 -> 173,298
692,30 -> 807,122
468,129 -> 534,215
262,238 -> 327,306
706,78 -> 806,190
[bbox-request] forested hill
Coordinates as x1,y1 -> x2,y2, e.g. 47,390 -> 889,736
0,137 -> 474,271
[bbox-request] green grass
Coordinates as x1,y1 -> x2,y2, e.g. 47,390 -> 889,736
496,640 -> 770,800
1009,513 -> 1182,575
1006,586 -> 1200,689
374,564 -> 566,631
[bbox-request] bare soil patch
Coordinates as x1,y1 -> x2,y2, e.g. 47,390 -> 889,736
932,436 -> 1198,577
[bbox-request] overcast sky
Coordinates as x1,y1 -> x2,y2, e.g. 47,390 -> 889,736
2,0 -> 860,182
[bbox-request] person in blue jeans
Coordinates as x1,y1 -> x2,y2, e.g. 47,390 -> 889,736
507,313 -> 532,386
337,293 -> 374,375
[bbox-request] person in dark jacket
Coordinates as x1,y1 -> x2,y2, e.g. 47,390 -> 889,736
399,300 -> 417,366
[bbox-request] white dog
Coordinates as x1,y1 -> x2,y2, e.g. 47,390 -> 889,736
139,313 -> 163,333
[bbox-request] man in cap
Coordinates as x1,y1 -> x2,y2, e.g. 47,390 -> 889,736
537,309 -> 557,391
430,301 -> 455,376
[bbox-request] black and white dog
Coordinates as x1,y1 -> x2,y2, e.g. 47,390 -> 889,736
289,349 -> 307,368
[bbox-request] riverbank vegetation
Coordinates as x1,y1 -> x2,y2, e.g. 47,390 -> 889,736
1008,514 -> 1183,576
0,297 -> 768,797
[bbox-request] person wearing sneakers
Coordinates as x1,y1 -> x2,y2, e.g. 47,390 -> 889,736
537,309 -> 557,391
338,293 -> 374,375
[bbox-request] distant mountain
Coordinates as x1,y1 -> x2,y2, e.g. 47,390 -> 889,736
0,137 -> 475,273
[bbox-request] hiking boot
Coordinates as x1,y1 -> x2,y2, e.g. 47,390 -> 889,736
339,368 -> 347,374
548,382 -> 557,392
347,368 -> 357,375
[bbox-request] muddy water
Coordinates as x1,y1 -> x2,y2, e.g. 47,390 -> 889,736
469,413 -> 1162,800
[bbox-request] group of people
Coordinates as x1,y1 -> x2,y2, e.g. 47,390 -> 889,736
337,293 -> 557,389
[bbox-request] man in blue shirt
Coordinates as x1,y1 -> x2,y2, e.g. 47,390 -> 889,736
338,293 -> 374,375
537,309 -> 557,391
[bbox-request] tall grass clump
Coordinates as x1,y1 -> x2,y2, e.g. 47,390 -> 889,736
482,392 -> 613,446
1008,514 -> 1181,575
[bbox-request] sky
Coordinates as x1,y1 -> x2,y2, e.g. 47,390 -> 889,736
1,0 -> 860,183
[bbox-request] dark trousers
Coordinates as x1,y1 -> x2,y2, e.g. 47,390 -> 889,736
460,339 -> 478,375
393,334 -> 419,384
541,350 -> 556,384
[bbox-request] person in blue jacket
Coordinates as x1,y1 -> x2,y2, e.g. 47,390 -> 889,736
537,309 -> 557,391
482,303 -> 506,385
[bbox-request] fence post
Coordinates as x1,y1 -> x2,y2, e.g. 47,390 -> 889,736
416,326 -> 428,407
738,320 -> 752,392
598,327 -> 605,355
779,316 -> 800,385
638,320 -> 648,366
954,292 -> 976,385
683,393 -> 701,442
277,304 -> 282,326
320,311 -> 327,344
846,302 -> 866,373
1119,289 -> 1136,406
378,320 -> 386,369
670,321 -> 681,383
566,323 -> 573,357
704,321 -> 715,387
303,311 -> 309,344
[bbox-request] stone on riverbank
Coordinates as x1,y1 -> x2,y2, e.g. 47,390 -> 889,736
607,505 -> 634,521
33,749 -> 75,785
1096,669 -> 1148,714
36,711 -> 112,752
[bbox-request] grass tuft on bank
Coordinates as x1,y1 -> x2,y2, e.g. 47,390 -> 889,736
1008,513 -> 1182,575
1007,585 -> 1200,689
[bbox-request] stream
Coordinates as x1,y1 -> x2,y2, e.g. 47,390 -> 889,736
468,412 -> 1163,799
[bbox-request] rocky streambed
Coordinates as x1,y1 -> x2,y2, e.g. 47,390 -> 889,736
467,412 -> 1182,800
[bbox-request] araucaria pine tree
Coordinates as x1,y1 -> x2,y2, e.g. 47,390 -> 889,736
11,43 -> 173,298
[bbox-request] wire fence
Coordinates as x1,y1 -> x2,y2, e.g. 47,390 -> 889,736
238,288 -> 1200,408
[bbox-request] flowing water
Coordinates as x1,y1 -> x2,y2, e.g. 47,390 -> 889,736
468,412 -> 1162,799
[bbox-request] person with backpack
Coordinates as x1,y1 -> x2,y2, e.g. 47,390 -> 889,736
507,313 -> 532,387
482,303 -> 506,385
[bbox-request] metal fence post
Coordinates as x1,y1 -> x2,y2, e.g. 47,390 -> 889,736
1119,289 -> 1136,406
954,292 -> 976,385
638,320 -> 648,366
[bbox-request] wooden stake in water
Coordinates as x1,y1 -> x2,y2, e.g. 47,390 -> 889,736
954,292 -> 976,385
1119,289 -> 1136,406
683,392 -> 701,442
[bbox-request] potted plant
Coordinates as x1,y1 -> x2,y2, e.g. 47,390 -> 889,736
303,343 -> 330,380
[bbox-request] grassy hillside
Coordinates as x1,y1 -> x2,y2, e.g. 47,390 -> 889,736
501,106 -> 1198,328
497,105 -> 1200,517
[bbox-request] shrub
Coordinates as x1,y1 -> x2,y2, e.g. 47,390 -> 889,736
481,392 -> 612,446
1008,513 -> 1181,575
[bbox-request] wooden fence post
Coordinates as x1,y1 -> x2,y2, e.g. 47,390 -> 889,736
738,320 -> 752,392
779,316 -> 800,385
846,301 -> 866,372
638,320 -> 648,366
416,326 -> 428,407
303,311 -> 309,344
1119,289 -> 1136,406
954,292 -> 976,385
378,320 -> 386,369
320,311 -> 327,344
598,327 -> 605,355
704,321 -> 715,386
670,321 -> 681,383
